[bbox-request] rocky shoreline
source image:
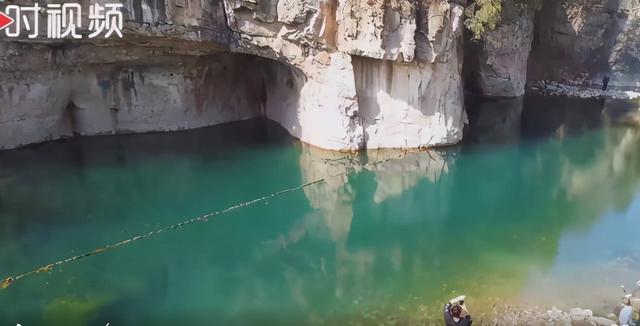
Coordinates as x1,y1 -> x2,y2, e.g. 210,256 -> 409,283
487,306 -> 619,326
528,81 -> 640,101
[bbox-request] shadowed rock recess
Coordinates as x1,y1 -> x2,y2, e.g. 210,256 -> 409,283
1,0 -> 639,150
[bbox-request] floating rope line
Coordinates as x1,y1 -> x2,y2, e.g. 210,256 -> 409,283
0,150 -> 427,290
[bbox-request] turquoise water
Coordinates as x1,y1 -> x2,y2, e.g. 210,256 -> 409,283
1,95 -> 640,325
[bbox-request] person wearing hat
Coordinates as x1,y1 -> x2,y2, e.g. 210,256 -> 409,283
444,296 -> 473,325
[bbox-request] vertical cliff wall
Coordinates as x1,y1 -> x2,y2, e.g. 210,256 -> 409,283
1,0 -> 264,150
528,0 -> 640,87
464,1 -> 535,97
223,0 -> 467,150
462,0 -> 640,95
0,51 -> 268,150
9,0 -> 639,151
223,0 -> 365,150
343,0 -> 468,149
351,1 -> 466,148
1,0 -> 470,151
609,1 -> 640,86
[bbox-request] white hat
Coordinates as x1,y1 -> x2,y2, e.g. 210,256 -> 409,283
449,295 -> 466,305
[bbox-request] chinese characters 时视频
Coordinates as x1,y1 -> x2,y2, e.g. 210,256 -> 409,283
2,3 -> 123,39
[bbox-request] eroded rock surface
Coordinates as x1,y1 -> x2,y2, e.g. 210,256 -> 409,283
0,48 -> 270,149
465,1 -> 535,97
1,0 -> 468,151
351,1 -> 467,148
223,0 -> 467,150
1,0 -> 245,149
5,0 -> 638,151
610,1 -> 640,86
529,0 -> 640,87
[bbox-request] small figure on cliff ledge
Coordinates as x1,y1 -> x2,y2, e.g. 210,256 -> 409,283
603,76 -> 611,91
444,296 -> 473,325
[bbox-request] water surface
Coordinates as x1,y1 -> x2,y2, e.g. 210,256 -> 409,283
1,95 -> 640,324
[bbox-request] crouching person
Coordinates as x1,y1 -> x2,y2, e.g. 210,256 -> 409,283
444,296 -> 473,325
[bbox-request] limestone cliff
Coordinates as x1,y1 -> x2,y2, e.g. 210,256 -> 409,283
2,0 -> 639,151
528,0 -> 640,87
464,0 -> 640,95
464,1 -> 535,97
1,0 -> 467,151
0,0 -> 253,149
223,0 -> 467,150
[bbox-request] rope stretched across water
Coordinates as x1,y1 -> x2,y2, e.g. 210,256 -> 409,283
0,153 -> 411,290
0,178 -> 326,290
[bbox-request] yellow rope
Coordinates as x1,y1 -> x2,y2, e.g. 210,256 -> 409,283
0,151 -> 423,289
1,179 -> 325,289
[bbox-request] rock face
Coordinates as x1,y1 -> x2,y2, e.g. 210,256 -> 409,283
609,1 -> 640,86
353,55 -> 465,149
223,0 -> 364,150
4,0 -> 639,151
1,49 -> 270,149
1,0 -> 255,150
1,0 -> 468,151
350,0 -> 467,148
223,0 -> 467,150
462,0 -> 640,95
528,0 -> 611,83
352,0 -> 468,149
464,1 -> 535,97
528,0 -> 640,87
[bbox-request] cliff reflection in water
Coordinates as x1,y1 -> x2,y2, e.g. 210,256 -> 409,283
1,97 -> 640,324
466,96 -> 524,144
280,127 -> 640,323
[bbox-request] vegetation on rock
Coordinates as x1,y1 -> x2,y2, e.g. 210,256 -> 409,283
465,0 -> 542,39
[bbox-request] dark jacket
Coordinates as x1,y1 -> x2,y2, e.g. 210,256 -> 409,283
444,303 -> 473,326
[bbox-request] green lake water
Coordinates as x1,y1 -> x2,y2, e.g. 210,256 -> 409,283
1,95 -> 640,325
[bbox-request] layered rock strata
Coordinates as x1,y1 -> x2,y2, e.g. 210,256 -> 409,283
1,0 -> 468,151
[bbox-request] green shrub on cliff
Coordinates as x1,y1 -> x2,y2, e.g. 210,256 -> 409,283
465,0 -> 542,39
465,0 -> 503,39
